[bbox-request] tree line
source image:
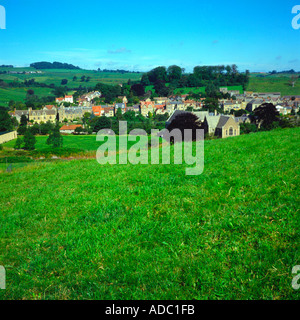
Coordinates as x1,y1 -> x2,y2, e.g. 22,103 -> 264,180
30,61 -> 81,70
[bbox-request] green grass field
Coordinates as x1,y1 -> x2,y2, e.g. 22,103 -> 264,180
0,127 -> 299,300
247,74 -> 300,96
0,67 -> 142,87
2,135 -> 107,152
0,87 -> 55,106
0,67 -> 142,106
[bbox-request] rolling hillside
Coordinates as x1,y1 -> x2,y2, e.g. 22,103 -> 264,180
0,127 -> 299,300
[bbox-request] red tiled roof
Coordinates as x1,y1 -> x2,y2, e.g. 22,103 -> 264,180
60,125 -> 82,131
45,105 -> 55,110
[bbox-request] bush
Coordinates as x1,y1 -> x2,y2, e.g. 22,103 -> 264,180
23,130 -> 36,150
14,137 -> 23,150
240,123 -> 258,134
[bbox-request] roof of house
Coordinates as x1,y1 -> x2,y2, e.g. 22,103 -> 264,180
216,116 -> 231,129
204,115 -> 221,129
193,111 -> 209,122
166,110 -> 188,125
60,125 -> 82,131
44,105 -> 55,110
115,103 -> 126,108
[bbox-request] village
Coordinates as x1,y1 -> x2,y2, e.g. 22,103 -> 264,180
5,88 -> 299,142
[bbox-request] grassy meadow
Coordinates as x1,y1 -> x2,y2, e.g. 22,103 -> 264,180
0,67 -> 142,88
0,67 -> 142,106
2,135 -> 109,152
247,74 -> 300,96
0,127 -> 299,300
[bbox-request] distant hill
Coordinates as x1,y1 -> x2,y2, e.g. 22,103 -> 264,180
30,61 -> 81,70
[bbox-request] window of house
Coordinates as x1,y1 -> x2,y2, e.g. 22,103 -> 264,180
229,127 -> 233,136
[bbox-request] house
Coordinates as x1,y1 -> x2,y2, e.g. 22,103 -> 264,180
28,107 -> 57,124
154,104 -> 166,114
214,116 -> 240,138
276,105 -> 292,115
166,100 -> 185,113
59,106 -> 92,122
114,103 -> 126,114
202,115 -> 221,136
257,92 -> 281,99
92,105 -> 114,117
246,99 -> 264,112
222,101 -> 245,112
228,90 -> 240,97
56,95 -> 74,104
154,97 -> 168,104
60,124 -> 82,134
235,115 -> 251,124
12,109 -> 29,123
140,100 -> 155,117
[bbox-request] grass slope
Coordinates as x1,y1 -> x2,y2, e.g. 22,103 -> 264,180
247,74 -> 300,96
0,128 -> 299,300
3,135 -> 108,152
0,68 -> 142,106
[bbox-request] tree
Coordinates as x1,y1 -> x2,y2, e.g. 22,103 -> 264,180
75,126 -> 84,134
131,83 -> 145,97
20,114 -> 27,127
40,121 -> 54,135
250,103 -> 280,130
52,86 -> 67,97
14,137 -> 23,149
154,80 -> 169,96
23,129 -> 36,150
93,116 -> 111,132
115,108 -> 124,121
166,112 -> 202,143
47,123 -> 63,148
167,65 -> 183,82
61,79 -> 68,85
0,109 -> 13,132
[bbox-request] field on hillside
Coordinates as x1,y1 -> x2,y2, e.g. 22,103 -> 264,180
145,85 -> 243,95
248,74 -> 300,96
0,87 -> 54,106
0,127 -> 299,300
0,67 -> 142,87
0,67 -> 142,106
2,135 -> 107,152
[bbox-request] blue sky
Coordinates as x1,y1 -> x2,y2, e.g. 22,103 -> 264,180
0,0 -> 299,72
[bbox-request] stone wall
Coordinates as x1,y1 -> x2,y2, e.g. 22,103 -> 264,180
0,131 -> 17,144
